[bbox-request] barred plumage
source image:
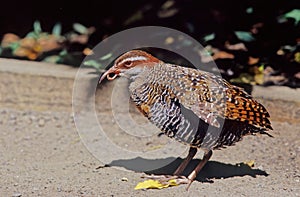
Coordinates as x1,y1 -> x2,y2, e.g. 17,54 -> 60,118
99,50 -> 273,189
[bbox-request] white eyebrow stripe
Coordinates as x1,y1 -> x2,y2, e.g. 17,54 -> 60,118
119,56 -> 147,64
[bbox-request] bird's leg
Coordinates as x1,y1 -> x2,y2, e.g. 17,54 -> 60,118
141,147 -> 199,186
142,149 -> 212,190
185,150 -> 212,190
141,147 -> 196,181
173,147 -> 197,176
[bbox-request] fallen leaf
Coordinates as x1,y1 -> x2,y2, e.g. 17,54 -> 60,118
203,33 -> 215,42
42,55 -> 61,63
225,42 -> 248,51
20,37 -> 36,49
158,8 -> 179,18
33,20 -> 42,34
254,73 -> 264,85
37,35 -> 62,52
244,160 -> 255,167
161,0 -> 175,10
277,49 -> 285,55
83,48 -> 94,56
73,23 -> 88,34
146,145 -> 164,151
294,72 -> 300,79
1,33 -> 20,47
280,9 -> 300,25
248,56 -> 260,65
213,51 -> 234,60
234,31 -> 255,42
230,73 -> 254,84
294,52 -> 300,63
134,179 -> 178,190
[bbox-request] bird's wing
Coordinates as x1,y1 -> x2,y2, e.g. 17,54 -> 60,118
161,64 -> 272,130
224,85 -> 272,130
130,81 -> 207,145
170,67 -> 227,128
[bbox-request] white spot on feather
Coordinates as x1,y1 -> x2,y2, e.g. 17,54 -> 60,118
119,56 -> 147,65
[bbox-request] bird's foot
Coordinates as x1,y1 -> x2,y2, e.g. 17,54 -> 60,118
141,174 -> 191,186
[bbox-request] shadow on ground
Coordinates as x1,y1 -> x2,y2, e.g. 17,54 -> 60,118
109,157 -> 268,182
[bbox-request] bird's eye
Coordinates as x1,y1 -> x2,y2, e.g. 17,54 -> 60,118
107,73 -> 117,80
124,61 -> 133,67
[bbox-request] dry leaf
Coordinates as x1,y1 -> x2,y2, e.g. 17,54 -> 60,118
20,37 -> 36,48
254,73 -> 264,84
213,51 -> 234,60
225,42 -> 248,51
37,35 -> 62,52
83,48 -> 94,56
1,33 -> 20,47
248,56 -> 260,65
294,52 -> 300,63
158,9 -> 179,18
294,72 -> 300,79
244,160 -> 255,167
146,145 -> 164,151
134,179 -> 178,190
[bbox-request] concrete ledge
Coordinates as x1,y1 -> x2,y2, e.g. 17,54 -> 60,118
0,58 -> 77,78
0,58 -> 299,123
0,58 -> 83,112
252,85 -> 300,103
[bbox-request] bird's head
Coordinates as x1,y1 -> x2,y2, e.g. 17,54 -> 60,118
99,50 -> 160,83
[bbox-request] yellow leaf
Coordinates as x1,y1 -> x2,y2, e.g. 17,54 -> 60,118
244,160 -> 255,167
146,145 -> 164,151
295,52 -> 300,63
134,179 -> 178,190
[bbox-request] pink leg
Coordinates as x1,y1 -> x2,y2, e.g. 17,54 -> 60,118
186,150 -> 212,190
173,147 -> 197,175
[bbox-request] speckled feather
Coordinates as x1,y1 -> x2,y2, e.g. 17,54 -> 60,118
128,62 -> 272,148
101,50 -> 272,149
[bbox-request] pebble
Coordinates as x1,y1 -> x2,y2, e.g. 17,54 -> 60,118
0,109 -> 7,114
29,115 -> 36,121
56,124 -> 62,128
121,177 -> 128,182
10,114 -> 16,120
31,187 -> 38,192
53,116 -> 60,121
12,193 -> 22,197
38,119 -> 45,127
257,165 -> 264,170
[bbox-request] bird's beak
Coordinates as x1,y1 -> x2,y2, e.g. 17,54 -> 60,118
99,66 -> 121,84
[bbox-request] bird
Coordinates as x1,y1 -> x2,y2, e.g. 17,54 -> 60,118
98,50 -> 272,190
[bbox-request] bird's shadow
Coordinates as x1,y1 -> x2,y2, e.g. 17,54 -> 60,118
109,157 -> 268,182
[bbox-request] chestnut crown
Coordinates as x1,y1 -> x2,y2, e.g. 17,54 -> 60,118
99,50 -> 160,82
